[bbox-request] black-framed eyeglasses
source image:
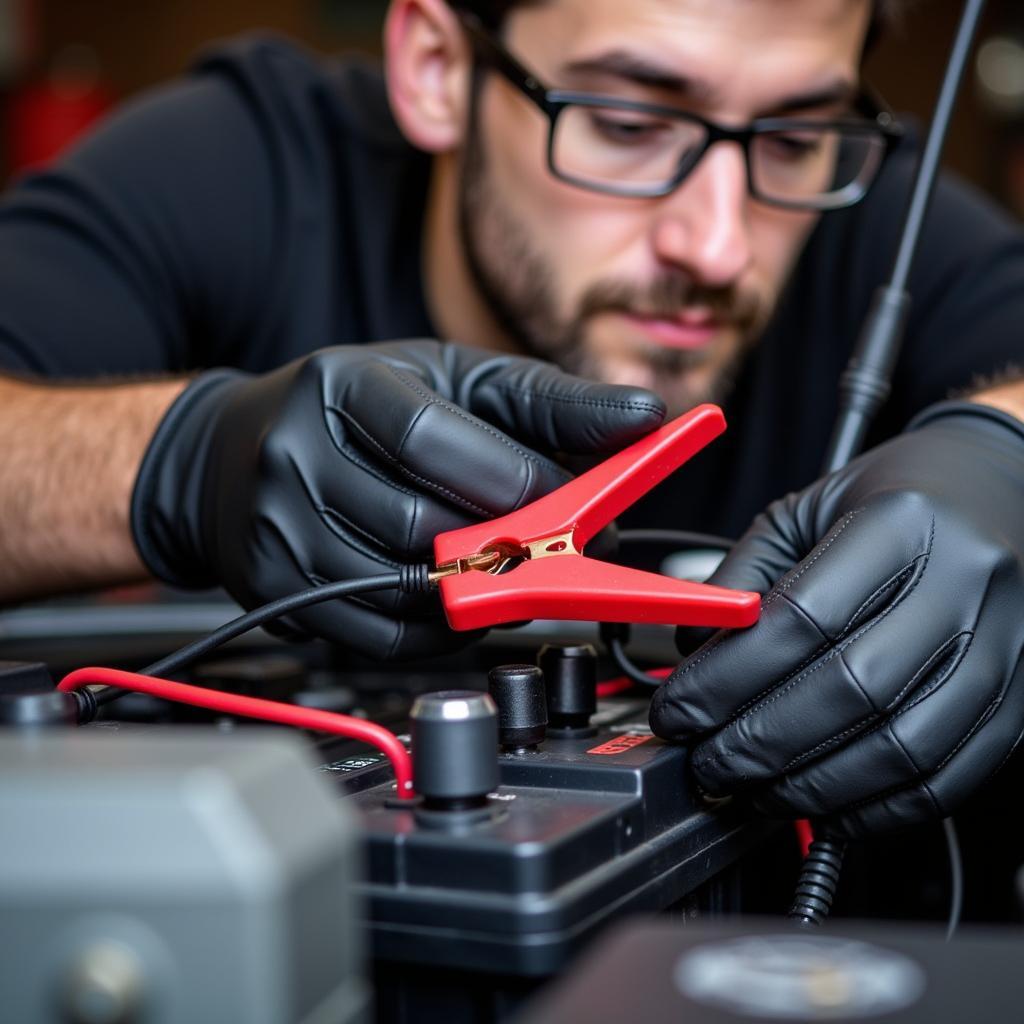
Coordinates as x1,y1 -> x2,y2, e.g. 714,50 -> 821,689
459,13 -> 904,211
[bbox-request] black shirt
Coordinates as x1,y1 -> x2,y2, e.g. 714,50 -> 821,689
1,36 -> 1022,538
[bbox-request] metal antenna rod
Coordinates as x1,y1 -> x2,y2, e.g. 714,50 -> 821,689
822,0 -> 988,474
805,0 -> 986,938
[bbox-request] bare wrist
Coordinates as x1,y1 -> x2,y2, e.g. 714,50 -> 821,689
969,375 -> 1024,425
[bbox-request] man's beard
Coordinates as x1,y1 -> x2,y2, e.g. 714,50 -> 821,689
457,120 -> 768,416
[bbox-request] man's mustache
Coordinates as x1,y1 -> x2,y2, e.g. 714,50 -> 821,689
576,275 -> 761,332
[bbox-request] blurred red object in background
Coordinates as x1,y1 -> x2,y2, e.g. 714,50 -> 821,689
7,44 -> 114,174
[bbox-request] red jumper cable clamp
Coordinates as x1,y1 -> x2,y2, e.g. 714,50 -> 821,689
431,404 -> 761,631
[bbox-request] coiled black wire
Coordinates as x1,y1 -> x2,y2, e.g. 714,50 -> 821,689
789,837 -> 847,927
617,527 -> 963,934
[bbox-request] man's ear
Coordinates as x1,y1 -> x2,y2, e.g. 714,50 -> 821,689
384,0 -> 473,153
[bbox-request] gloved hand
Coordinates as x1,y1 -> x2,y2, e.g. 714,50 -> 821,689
650,400 -> 1024,837
131,340 -> 665,659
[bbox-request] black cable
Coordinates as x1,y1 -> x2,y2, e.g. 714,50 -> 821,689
617,529 -> 734,551
789,837 -> 847,927
607,634 -> 662,688
887,0 -> 986,299
822,0 -> 988,472
810,0 -> 987,928
605,531 -> 733,687
943,817 -> 963,941
90,570 -> 415,710
788,821 -> 960,933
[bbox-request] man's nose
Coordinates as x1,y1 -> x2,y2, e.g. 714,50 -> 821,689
649,143 -> 753,287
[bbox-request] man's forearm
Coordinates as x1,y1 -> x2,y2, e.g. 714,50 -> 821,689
0,375 -> 189,600
972,374 -> 1024,423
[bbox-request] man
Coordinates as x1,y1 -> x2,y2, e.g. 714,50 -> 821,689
1,0 -> 1023,838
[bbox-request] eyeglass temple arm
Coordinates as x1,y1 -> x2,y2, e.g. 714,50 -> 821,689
457,11 -> 551,109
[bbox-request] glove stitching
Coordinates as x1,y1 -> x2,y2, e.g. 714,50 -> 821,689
669,629 -> 730,680
830,694 -> 1001,820
316,505 -> 406,569
655,630 -> 737,725
660,610 -> 829,732
730,595 -> 831,720
334,407 -> 494,518
691,640 -> 844,777
385,366 -> 551,467
666,511 -> 862,696
782,711 -> 878,772
781,630 -> 966,772
734,515 -> 934,721
766,544 -> 930,721
896,631 -> 973,715
329,429 -> 424,501
486,383 -> 665,415
284,447 -> 411,566
395,401 -> 431,462
834,738 -> 964,821
933,692 -> 1002,774
836,516 -> 934,641
839,563 -> 917,641
761,510 -> 861,610
693,530 -> 934,775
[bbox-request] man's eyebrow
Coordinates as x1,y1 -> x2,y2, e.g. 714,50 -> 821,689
765,81 -> 859,116
561,52 -> 857,115
562,52 -> 716,101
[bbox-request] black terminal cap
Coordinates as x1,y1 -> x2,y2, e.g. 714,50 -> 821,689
410,690 -> 499,809
488,664 -> 547,750
539,643 -> 597,733
0,661 -> 55,696
0,660 -> 95,727
0,690 -> 85,727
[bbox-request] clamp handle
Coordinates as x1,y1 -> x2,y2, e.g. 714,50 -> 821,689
433,404 -> 761,632
438,556 -> 760,631
433,404 -> 726,566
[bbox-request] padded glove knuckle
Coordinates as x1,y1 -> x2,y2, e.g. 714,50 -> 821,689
253,421 -> 297,481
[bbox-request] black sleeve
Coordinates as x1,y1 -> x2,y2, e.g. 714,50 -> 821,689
0,46 -> 283,376
781,136 -> 1024,456
892,172 -> 1024,417
831,137 -> 1024,426
640,139 -> 1024,540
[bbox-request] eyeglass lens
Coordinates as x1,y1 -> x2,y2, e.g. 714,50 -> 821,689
551,103 -> 886,206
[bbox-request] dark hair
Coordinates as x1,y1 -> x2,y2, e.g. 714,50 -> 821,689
448,1 -> 533,31
449,1 -> 916,37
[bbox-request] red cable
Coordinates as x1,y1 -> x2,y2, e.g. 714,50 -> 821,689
58,667 -> 415,799
795,818 -> 814,857
596,665 -> 673,697
58,668 -> 817,840
596,677 -> 636,697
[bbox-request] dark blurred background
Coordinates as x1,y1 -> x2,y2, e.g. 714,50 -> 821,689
0,0 -> 1023,215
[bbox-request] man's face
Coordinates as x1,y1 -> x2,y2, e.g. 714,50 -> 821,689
458,0 -> 873,415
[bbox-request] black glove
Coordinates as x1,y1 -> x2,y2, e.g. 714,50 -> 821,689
650,400 -> 1024,836
132,340 -> 665,659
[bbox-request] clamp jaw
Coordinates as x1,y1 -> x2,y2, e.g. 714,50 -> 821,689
432,404 -> 761,632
